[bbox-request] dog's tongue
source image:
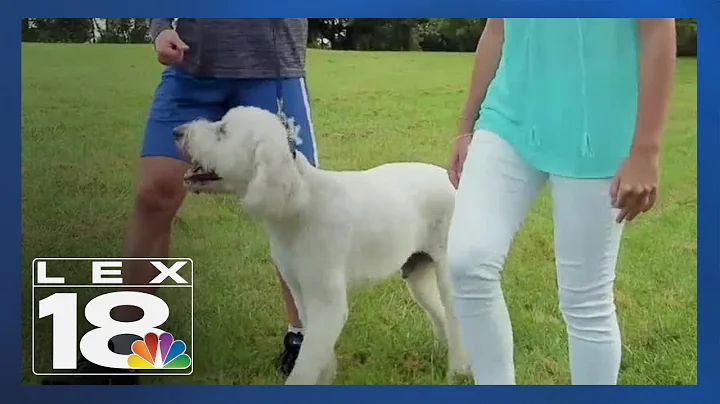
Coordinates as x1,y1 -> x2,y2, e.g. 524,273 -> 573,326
186,171 -> 222,182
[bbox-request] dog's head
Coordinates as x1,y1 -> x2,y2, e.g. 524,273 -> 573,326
175,106 -> 309,218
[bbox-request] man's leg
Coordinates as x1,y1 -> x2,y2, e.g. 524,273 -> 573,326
42,67 -> 228,385
92,157 -> 188,377
279,273 -> 303,331
115,67 -> 229,361
111,156 -> 189,336
232,76 -> 319,375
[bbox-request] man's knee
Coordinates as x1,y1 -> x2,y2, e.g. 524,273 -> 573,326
133,158 -> 188,217
135,179 -> 184,216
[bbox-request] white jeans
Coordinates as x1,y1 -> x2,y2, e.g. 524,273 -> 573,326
448,130 -> 624,385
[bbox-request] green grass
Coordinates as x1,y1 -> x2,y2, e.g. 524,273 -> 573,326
21,43 -> 697,385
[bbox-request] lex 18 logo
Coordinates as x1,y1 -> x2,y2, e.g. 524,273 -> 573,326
32,258 -> 194,376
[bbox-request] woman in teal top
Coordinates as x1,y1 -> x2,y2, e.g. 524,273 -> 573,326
446,19 -> 676,385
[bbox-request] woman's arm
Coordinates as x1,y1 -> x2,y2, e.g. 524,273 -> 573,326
457,18 -> 505,136
631,18 -> 677,156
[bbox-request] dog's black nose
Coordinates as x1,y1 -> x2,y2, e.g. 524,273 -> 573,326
174,125 -> 187,140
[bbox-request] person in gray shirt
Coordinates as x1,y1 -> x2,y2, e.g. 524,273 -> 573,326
43,18 -> 316,385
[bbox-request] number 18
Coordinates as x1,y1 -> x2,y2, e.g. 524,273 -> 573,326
38,291 -> 170,370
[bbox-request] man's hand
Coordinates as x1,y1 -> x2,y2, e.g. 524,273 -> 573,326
154,30 -> 189,66
610,147 -> 660,223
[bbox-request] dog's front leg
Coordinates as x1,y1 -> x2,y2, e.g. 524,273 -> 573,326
285,273 -> 348,385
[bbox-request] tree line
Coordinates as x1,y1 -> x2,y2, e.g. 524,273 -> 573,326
21,18 -> 697,56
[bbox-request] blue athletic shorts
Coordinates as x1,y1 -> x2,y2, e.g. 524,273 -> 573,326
141,66 -> 318,166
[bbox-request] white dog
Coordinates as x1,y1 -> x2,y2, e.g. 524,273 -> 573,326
175,106 -> 469,384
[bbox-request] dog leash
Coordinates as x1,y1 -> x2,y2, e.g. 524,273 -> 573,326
272,19 -> 298,159
184,20 -> 296,187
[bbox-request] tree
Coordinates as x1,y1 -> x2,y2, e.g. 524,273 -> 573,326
21,18 -> 38,42
309,19 -> 484,52
31,18 -> 94,43
676,18 -> 697,57
338,19 -> 423,51
96,18 -> 133,43
308,19 -> 350,48
128,19 -> 150,43
418,19 -> 487,52
20,18 -> 696,57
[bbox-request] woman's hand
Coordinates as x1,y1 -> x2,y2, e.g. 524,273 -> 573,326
610,147 -> 660,223
610,19 -> 675,223
448,134 -> 473,189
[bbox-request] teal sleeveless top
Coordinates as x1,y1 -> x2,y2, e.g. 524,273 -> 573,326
475,18 -> 640,178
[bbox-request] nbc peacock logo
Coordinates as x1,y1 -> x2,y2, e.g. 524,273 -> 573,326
127,332 -> 192,369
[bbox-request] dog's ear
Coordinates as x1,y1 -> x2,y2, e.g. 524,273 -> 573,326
217,122 -> 228,138
242,139 -> 309,219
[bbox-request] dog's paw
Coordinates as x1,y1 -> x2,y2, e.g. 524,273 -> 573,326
284,374 -> 317,385
447,368 -> 474,385
317,356 -> 337,385
433,327 -> 448,344
447,353 -> 472,382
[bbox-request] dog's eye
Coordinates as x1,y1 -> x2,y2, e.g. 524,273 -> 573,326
217,123 -> 227,138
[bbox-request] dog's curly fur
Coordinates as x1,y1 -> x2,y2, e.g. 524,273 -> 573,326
176,106 -> 470,384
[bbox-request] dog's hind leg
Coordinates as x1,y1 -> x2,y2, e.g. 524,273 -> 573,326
431,253 -> 471,378
285,272 -> 348,385
403,253 -> 449,343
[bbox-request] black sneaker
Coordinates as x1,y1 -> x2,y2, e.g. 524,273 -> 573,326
276,331 -> 303,376
41,341 -> 139,385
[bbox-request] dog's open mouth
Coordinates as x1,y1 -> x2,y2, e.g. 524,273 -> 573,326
184,162 -> 222,183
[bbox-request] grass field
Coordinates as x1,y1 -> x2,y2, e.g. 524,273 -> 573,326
21,43 -> 697,385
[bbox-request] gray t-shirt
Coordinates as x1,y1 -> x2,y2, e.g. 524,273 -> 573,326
149,18 -> 308,79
